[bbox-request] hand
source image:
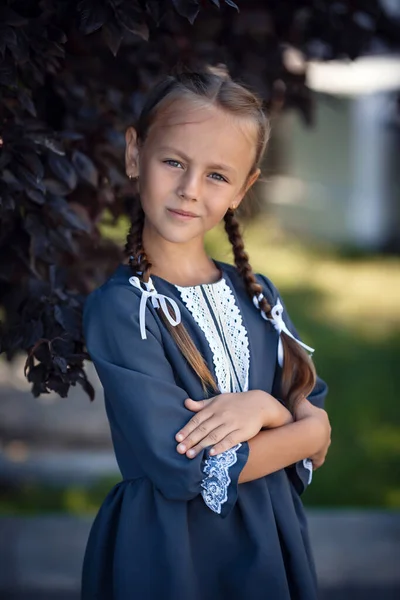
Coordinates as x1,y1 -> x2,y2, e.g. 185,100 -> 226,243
295,397 -> 331,470
175,390 -> 292,459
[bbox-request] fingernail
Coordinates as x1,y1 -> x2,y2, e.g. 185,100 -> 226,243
177,444 -> 186,452
176,433 -> 183,441
209,448 -> 215,455
187,449 -> 195,457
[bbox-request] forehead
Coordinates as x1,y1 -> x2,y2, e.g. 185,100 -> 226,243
145,98 -> 257,172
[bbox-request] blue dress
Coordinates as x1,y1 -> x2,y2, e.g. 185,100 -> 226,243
81,260 -> 328,600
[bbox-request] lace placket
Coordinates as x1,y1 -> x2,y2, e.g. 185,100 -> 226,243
176,279 -> 250,514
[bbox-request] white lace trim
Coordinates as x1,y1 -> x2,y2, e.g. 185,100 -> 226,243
176,278 -> 250,514
303,458 -> 313,485
200,443 -> 242,514
176,279 -> 249,394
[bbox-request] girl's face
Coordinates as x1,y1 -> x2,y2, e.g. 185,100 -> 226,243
125,98 -> 260,245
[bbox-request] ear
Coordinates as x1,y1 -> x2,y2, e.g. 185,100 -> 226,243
125,127 -> 140,178
231,168 -> 261,210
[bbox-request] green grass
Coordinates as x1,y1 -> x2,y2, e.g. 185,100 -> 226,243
0,477 -> 121,515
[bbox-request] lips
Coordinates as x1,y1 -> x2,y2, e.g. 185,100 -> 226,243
167,208 -> 198,218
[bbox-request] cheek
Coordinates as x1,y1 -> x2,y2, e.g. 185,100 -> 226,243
139,163 -> 169,206
203,188 -> 239,221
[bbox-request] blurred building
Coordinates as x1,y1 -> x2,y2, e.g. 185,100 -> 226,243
267,55 -> 400,252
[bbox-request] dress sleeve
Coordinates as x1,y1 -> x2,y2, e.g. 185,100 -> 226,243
257,274 -> 329,495
83,282 -> 248,516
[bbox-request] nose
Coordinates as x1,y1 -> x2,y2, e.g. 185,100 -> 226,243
177,169 -> 201,201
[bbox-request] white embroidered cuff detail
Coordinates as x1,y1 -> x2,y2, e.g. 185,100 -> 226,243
303,458 -> 313,485
201,444 -> 242,514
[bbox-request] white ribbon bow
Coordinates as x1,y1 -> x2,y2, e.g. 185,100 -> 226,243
129,276 -> 182,340
253,293 -> 314,367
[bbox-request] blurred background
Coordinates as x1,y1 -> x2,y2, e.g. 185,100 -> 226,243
0,1 -> 399,599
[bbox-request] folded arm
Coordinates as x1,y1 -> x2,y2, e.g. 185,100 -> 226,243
239,403 -> 330,483
83,282 -> 249,516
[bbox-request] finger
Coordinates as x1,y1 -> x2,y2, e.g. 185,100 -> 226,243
185,424 -> 232,458
184,398 -> 212,411
175,401 -> 214,442
207,431 -> 241,457
176,416 -> 222,454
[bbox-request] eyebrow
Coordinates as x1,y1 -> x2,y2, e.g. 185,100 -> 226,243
158,146 -> 235,173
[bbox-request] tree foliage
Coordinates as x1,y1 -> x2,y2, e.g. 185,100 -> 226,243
0,0 -> 398,400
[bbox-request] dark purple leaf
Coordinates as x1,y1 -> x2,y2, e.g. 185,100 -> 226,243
77,0 -> 108,35
16,151 -> 44,179
72,150 -> 98,186
46,41 -> 66,59
146,0 -> 164,25
48,154 -> 78,190
46,376 -> 70,398
224,0 -> 239,10
48,195 -> 91,232
48,227 -> 79,255
23,320 -> 44,348
14,164 -> 46,192
58,131 -> 84,141
0,6 -> 28,27
43,178 -> 71,196
0,151 -> 11,169
54,305 -> 81,339
26,189 -> 46,205
26,132 -> 65,155
115,2 -> 149,41
47,25 -> 68,44
10,29 -> 30,64
77,373 -> 95,401
0,59 -> 17,86
209,0 -> 220,7
53,354 -> 68,373
1,169 -> 23,191
18,89 -> 37,117
172,0 -> 200,24
0,26 -> 17,49
32,344 -> 52,367
102,19 -> 123,56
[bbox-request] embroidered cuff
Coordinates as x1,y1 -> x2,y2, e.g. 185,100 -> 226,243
201,442 -> 249,518
286,458 -> 314,495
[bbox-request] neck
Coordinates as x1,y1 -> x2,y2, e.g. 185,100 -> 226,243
141,220 -> 220,287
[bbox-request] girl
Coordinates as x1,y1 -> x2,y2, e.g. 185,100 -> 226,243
82,71 -> 330,600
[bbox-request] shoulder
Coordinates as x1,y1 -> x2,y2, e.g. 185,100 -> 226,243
83,265 -> 161,339
84,266 -> 141,316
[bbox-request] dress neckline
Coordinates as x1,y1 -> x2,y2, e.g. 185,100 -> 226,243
119,259 -> 225,290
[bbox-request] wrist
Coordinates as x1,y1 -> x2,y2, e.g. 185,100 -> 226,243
259,392 -> 293,428
302,412 -> 330,454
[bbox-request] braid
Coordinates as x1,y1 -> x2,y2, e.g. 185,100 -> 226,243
224,209 -> 272,317
124,201 -> 217,394
124,200 -> 152,281
224,209 -> 316,412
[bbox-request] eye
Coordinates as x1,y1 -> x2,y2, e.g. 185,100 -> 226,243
209,172 -> 228,183
164,159 -> 183,169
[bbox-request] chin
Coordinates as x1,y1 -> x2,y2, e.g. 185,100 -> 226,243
154,222 -> 203,244
160,230 -> 200,244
